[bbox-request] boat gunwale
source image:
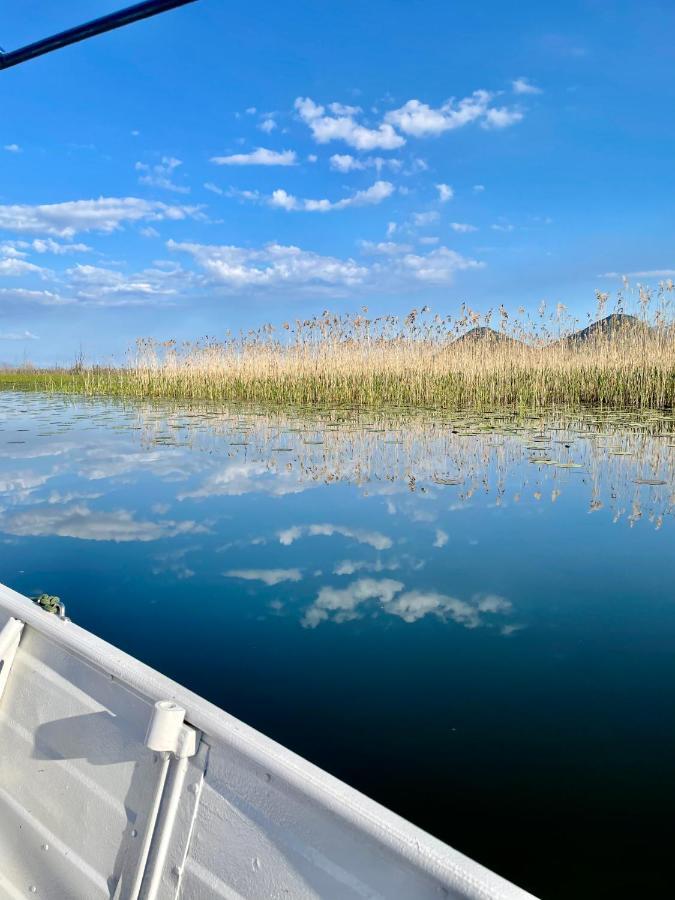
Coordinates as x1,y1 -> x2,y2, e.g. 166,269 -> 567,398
0,581 -> 534,900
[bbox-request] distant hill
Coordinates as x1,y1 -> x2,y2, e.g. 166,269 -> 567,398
453,326 -> 522,346
565,313 -> 650,344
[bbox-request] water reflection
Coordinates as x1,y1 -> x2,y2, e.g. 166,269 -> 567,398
1,391 -> 675,898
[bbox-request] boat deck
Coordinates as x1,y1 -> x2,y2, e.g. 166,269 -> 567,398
0,582 -> 536,899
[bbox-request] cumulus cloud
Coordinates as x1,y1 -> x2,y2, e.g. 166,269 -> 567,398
258,118 -> 277,133
170,238 -> 482,292
4,144 -> 21,153
360,240 -> 413,255
2,503 -> 206,542
433,528 -> 448,548
170,240 -> 367,290
178,461 -> 316,500
329,154 -> 402,174
211,148 -> 297,166
0,287 -> 70,306
397,246 -> 483,283
237,180 -> 395,213
412,211 -> 440,227
278,523 -> 393,550
152,547 -> 195,580
385,90 -> 522,136
333,558 -> 401,575
0,257 -> 51,278
512,77 -> 542,95
302,578 -> 404,627
295,97 -> 405,150
28,238 -> 92,255
0,197 -> 201,238
225,568 -> 302,585
136,156 -> 189,193
482,107 -> 524,129
450,222 -> 478,233
302,579 -> 513,629
65,262 -> 188,305
436,183 -> 454,203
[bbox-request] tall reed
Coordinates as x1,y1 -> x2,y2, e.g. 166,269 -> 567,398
4,284 -> 674,410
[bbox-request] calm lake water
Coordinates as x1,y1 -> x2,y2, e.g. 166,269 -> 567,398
1,390 -> 674,898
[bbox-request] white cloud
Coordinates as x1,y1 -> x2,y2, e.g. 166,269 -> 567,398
152,547 -> 195,581
211,147 -> 297,166
476,594 -> 512,613
385,90 -> 522,137
483,107 -> 524,129
360,240 -> 413,255
65,262 -> 186,304
0,257 -> 50,278
238,180 -> 395,213
278,523 -> 393,551
258,118 -> 277,133
295,97 -> 405,150
203,182 -> 224,195
302,578 -> 404,627
136,156 -> 189,193
473,184 -> 485,193
4,144 -> 21,153
330,153 -> 364,172
450,222 -> 478,233
171,238 -> 482,292
29,238 -> 92,255
2,237 -> 91,256
433,528 -> 448,548
0,330 -> 38,341
413,211 -> 440,227
386,221 -> 397,237
2,503 -> 206,542
302,579 -> 513,628
599,269 -> 675,279
333,558 -> 401,575
436,183 -> 454,203
0,287 -> 70,306
170,240 -> 367,290
328,102 -> 362,116
329,153 -> 402,174
225,568 -> 302,585
0,197 -> 201,238
491,223 -> 515,232
512,77 -> 542,95
397,246 -> 484,283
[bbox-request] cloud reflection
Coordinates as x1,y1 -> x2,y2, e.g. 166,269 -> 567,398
278,523 -> 393,550
2,504 -> 207,543
301,578 -> 513,630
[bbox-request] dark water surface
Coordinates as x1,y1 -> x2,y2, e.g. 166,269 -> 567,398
1,390 -> 674,899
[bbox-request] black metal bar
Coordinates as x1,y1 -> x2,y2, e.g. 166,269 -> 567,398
0,0 -> 198,71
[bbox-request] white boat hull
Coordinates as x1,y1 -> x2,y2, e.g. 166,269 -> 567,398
0,583 -> 536,899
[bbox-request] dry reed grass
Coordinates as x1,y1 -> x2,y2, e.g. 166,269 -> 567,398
4,284 -> 674,410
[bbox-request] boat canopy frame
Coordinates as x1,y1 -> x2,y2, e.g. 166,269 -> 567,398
0,0 -> 198,71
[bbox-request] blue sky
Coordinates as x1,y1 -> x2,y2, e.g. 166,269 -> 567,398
1,0 -> 674,364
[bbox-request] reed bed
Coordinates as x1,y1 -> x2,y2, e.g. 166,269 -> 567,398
4,288 -> 675,410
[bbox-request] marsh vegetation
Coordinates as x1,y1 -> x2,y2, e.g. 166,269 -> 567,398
3,285 -> 674,409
